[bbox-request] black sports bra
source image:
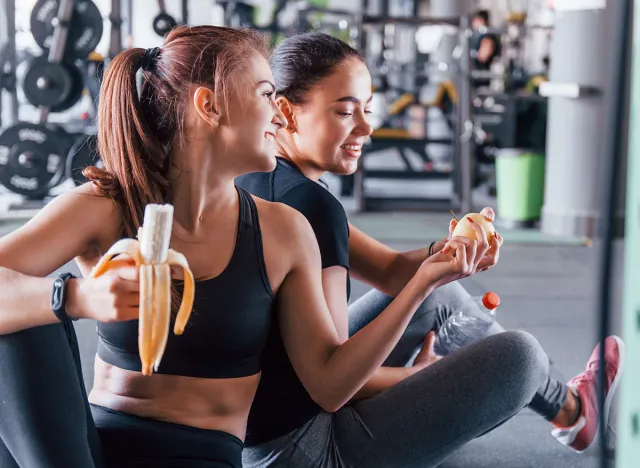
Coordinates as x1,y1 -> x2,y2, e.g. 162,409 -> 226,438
96,187 -> 274,378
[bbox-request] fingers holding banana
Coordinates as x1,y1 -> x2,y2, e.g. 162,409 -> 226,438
90,204 -> 196,376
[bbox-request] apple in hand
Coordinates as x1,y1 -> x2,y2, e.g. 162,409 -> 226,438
451,213 -> 496,245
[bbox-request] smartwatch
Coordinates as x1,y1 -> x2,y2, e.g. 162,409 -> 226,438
51,272 -> 78,323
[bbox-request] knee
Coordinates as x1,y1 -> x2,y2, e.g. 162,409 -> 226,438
496,331 -> 549,404
418,281 -> 470,328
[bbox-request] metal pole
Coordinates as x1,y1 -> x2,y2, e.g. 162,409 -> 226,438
617,1 -> 640,464
124,0 -> 133,48
457,14 -> 473,214
182,0 -> 188,24
110,0 -> 123,59
40,0 -> 74,124
0,0 -> 18,128
597,0 -> 633,466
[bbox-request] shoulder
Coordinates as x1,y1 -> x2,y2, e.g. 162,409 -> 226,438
235,158 -> 308,202
50,182 -> 123,244
252,196 -> 316,248
252,195 -> 321,284
255,182 -> 350,270
278,180 -> 347,228
74,182 -> 122,220
41,182 -> 120,225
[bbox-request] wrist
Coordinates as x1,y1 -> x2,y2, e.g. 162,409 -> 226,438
64,278 -> 83,320
414,266 -> 438,295
431,239 -> 447,255
406,364 -> 422,377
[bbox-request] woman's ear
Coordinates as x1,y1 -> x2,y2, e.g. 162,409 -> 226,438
193,86 -> 221,127
276,96 -> 297,133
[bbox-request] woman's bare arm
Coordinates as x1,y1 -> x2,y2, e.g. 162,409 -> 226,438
273,207 -> 442,412
0,185 -> 119,334
320,263 -> 434,402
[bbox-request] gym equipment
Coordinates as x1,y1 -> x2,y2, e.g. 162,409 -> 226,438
85,52 -> 105,105
219,1 -> 256,29
66,133 -> 101,186
0,123 -> 69,199
0,0 -> 124,201
354,4 -> 477,213
472,93 -> 547,154
0,0 -> 19,129
21,55 -> 84,112
153,0 -> 178,37
30,0 -> 104,59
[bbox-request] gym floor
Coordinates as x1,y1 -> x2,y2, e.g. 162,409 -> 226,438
0,187 -> 623,468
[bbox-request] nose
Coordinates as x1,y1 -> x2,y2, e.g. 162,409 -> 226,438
354,112 -> 373,137
271,99 -> 286,130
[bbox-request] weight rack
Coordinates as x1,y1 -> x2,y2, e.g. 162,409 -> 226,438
0,0 -> 123,211
353,10 -> 476,214
352,3 -> 552,215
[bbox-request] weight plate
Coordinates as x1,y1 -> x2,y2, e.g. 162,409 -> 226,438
22,56 -> 73,109
153,12 -> 178,37
66,134 -> 101,186
22,56 -> 84,112
31,0 -> 104,59
0,123 -> 68,199
52,124 -> 78,154
53,60 -> 85,112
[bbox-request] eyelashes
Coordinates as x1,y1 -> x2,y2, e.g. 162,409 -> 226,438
338,110 -> 372,118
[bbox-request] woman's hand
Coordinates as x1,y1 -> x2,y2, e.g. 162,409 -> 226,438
432,207 -> 503,273
419,218 -> 490,289
67,257 -> 140,322
412,331 -> 442,372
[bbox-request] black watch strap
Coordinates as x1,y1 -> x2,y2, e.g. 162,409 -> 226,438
51,272 -> 78,323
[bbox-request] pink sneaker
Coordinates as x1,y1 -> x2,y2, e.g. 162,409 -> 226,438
551,335 -> 625,452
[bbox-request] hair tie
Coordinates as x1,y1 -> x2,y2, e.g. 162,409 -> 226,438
141,47 -> 161,72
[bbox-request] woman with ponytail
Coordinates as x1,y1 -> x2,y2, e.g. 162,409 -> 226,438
0,25 -> 508,468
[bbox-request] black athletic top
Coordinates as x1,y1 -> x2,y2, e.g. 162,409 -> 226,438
96,187 -> 275,379
235,157 -> 350,445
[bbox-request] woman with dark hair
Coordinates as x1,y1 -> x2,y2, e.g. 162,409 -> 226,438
236,32 -> 624,467
0,26 -> 496,468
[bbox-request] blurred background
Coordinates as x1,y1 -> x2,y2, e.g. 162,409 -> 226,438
0,0 -> 638,467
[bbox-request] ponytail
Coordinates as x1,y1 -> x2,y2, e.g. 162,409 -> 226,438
83,25 -> 269,241
85,48 -> 171,239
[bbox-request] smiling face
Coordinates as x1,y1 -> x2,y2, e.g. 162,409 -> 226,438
279,57 -> 373,176
219,52 -> 286,173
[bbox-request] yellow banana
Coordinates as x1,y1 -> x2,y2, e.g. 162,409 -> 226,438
89,204 -> 195,376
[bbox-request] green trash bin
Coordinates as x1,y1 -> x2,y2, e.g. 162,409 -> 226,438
495,149 -> 546,227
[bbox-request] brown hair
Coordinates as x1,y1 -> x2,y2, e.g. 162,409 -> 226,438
85,25 -> 269,239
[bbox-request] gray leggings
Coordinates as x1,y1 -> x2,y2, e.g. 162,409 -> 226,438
242,282 -> 566,468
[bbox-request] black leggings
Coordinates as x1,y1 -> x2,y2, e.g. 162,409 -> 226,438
92,404 -> 243,468
0,321 -> 243,468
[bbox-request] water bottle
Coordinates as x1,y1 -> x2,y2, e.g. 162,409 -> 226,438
434,292 -> 501,356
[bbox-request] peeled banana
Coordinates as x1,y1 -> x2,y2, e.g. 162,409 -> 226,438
90,204 -> 195,375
